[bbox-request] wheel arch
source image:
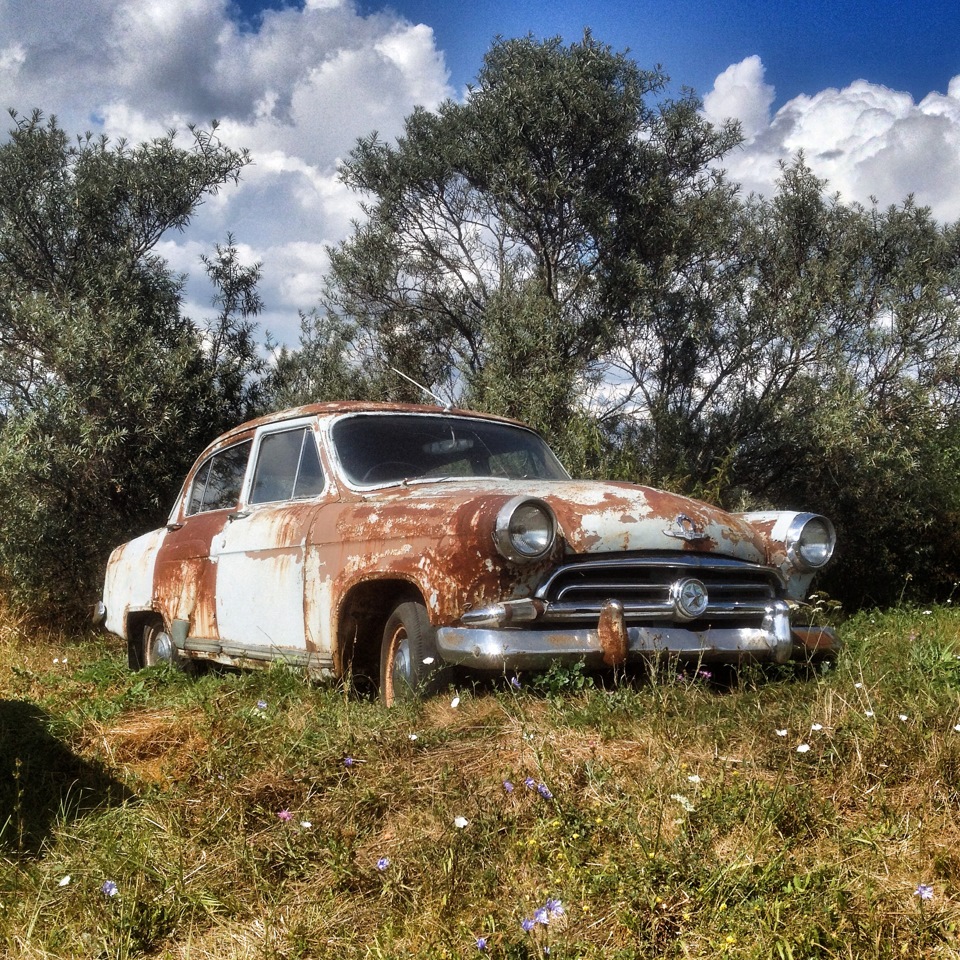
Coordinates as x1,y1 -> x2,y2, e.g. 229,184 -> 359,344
335,578 -> 426,685
124,609 -> 164,670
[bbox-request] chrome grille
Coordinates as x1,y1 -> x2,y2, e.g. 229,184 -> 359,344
535,554 -> 781,624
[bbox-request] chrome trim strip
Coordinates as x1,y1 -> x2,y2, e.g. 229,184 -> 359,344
535,554 -> 786,599
541,598 -> 775,622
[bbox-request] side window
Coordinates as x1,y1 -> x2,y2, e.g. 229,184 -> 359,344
250,428 -> 325,505
186,441 -> 252,516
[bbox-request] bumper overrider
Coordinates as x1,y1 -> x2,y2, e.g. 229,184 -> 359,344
436,597 -> 838,671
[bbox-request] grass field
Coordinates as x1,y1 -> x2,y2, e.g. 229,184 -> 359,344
3,603 -> 960,958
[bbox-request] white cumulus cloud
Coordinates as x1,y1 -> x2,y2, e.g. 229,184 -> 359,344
702,55 -> 774,139
705,56 -> 960,222
0,0 -> 452,344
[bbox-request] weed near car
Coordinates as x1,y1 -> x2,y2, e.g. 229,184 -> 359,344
2,606 -> 960,957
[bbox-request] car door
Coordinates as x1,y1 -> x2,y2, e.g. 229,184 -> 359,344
211,420 -> 330,659
154,438 -> 253,641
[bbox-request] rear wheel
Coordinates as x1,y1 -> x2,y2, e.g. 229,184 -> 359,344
379,599 -> 447,706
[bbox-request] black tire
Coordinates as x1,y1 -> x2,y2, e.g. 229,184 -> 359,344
379,598 -> 447,706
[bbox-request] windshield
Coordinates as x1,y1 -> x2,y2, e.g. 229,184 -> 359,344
332,414 -> 570,486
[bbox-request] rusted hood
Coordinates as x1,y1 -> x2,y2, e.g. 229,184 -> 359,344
366,479 -> 768,564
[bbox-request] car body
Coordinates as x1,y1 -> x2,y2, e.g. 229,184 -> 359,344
98,402 -> 838,702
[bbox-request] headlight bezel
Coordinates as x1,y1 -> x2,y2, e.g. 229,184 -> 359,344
493,496 -> 558,564
785,513 -> 836,571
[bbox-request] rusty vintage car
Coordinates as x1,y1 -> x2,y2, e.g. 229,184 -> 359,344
98,402 -> 838,703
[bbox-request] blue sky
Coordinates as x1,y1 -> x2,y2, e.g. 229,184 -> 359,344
2,0 -> 959,344
242,0 -> 960,106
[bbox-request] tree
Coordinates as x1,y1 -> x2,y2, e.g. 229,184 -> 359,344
0,111 -> 252,621
264,310 -> 377,409
321,33 -> 741,456
202,234 -> 267,423
312,36 -> 960,607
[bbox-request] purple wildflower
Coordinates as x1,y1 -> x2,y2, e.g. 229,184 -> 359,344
524,777 -> 536,789
521,917 -> 535,932
916,883 -> 934,901
376,856 -> 390,871
277,809 -> 293,822
510,676 -> 522,689
256,699 -> 267,711
101,880 -> 118,897
545,898 -> 564,917
534,906 -> 550,925
476,937 -> 488,950
537,783 -> 554,800
343,756 -> 355,767
503,780 -> 514,793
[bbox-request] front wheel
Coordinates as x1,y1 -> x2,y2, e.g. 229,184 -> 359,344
142,619 -> 196,673
379,599 -> 448,706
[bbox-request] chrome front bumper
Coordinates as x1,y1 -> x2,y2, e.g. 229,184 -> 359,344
435,599 -> 837,671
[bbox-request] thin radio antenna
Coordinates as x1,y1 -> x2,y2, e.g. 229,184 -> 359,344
389,366 -> 452,411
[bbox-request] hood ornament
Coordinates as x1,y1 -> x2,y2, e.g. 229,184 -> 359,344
664,514 -> 709,542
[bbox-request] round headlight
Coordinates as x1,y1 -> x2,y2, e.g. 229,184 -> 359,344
786,514 -> 836,570
493,497 -> 557,563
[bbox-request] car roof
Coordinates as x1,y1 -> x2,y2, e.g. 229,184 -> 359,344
211,401 -> 528,447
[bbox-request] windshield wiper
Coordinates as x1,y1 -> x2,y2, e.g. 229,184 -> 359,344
404,475 -> 498,486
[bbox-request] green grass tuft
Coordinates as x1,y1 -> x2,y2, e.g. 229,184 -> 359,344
2,607 -> 960,956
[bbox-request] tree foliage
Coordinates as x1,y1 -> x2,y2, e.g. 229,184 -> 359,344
312,37 -> 960,606
0,111 -> 253,621
322,32 -> 741,448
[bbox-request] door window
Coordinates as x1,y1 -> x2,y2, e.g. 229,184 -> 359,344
186,441 -> 252,515
249,428 -> 325,504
